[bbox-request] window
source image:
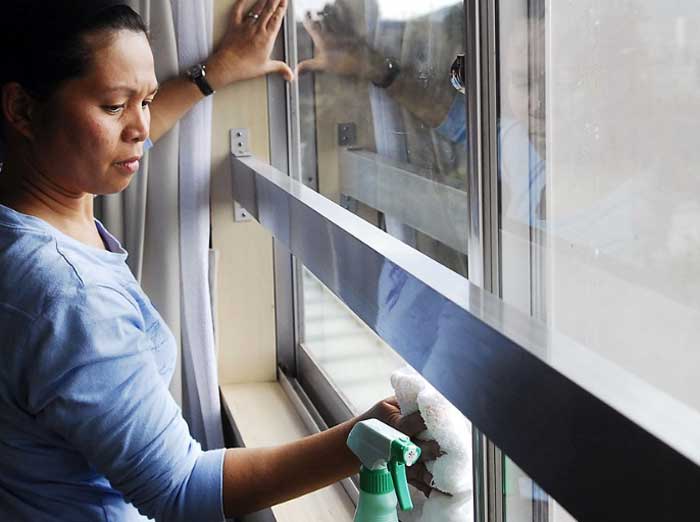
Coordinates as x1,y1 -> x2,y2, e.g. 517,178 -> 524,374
230,0 -> 700,520
290,0 -> 469,276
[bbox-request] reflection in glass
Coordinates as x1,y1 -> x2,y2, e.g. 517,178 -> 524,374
291,2 -> 476,521
293,0 -> 469,276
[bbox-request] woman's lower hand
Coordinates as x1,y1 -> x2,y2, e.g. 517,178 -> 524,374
359,397 -> 444,497
206,0 -> 294,89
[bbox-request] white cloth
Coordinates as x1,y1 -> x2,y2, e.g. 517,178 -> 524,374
391,367 -> 473,522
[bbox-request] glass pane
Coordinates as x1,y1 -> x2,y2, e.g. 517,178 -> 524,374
497,0 -> 700,520
292,0 -> 470,277
300,267 -> 405,413
290,4 -> 474,513
503,456 -> 575,522
299,266 -> 475,520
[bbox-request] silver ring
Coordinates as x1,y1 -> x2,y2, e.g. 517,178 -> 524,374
247,12 -> 260,21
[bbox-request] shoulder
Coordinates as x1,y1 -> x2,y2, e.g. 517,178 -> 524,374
0,227 -> 144,354
17,281 -> 149,412
0,220 -> 138,318
0,223 -> 84,317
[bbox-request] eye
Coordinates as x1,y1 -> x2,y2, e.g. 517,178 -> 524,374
142,99 -> 154,110
103,104 -> 125,115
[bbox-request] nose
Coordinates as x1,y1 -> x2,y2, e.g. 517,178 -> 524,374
123,104 -> 150,143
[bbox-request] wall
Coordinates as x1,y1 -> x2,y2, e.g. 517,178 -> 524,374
211,0 -> 277,384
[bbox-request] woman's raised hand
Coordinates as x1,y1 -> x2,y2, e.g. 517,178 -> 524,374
297,2 -> 378,81
207,0 -> 294,88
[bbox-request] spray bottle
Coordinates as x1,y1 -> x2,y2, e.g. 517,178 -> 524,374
347,418 -> 421,522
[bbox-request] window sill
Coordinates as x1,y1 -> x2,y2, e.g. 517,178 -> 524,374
220,382 -> 356,522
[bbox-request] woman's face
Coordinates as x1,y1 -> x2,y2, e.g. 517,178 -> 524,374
31,29 -> 157,196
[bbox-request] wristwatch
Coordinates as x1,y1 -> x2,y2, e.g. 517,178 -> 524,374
371,57 -> 401,89
185,63 -> 215,96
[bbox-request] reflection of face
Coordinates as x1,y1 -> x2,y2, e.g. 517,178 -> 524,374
31,30 -> 157,196
504,21 -> 545,127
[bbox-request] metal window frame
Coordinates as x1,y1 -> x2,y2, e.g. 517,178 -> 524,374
466,0 -> 505,520
267,19 -> 298,380
231,151 -> 700,522
269,3 -> 352,434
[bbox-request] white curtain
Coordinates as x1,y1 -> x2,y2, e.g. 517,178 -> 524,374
97,0 -> 223,451
171,0 -> 224,451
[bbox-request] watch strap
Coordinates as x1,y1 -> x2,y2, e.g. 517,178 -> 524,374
186,64 -> 215,97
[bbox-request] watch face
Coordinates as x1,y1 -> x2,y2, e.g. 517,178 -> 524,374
186,64 -> 214,96
188,64 -> 204,80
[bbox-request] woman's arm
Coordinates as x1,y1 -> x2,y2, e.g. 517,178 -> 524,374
148,0 -> 293,143
222,399 -> 436,517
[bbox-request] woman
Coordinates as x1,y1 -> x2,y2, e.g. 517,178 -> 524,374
0,1 -> 436,520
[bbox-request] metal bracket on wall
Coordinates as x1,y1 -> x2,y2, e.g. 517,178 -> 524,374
230,128 -> 253,223
339,194 -> 359,213
337,122 -> 357,147
230,128 -> 251,158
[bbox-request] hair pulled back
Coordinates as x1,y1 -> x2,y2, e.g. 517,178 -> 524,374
0,1 -> 148,162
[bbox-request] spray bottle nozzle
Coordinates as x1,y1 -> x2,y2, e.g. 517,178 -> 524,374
347,419 -> 421,515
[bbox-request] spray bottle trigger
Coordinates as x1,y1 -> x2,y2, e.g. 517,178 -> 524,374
389,460 -> 413,511
389,439 -> 420,512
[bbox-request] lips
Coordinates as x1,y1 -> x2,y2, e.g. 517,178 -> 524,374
115,156 -> 142,174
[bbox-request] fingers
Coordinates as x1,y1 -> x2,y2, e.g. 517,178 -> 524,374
321,4 -> 344,35
297,57 -> 324,75
414,439 -> 443,462
267,60 -> 294,82
384,396 -> 399,408
246,0 -> 271,24
232,0 -> 246,24
406,462 -> 434,497
397,411 -> 427,437
302,11 -> 323,38
260,0 -> 280,28
409,479 -> 433,498
266,0 -> 287,34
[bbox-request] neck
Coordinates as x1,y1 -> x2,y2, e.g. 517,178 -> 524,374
0,156 -> 95,227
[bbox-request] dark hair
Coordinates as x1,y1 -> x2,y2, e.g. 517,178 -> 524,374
0,1 -> 148,164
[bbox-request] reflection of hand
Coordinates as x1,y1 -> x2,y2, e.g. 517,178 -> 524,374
207,0 -> 294,88
359,397 -> 445,498
297,3 -> 384,83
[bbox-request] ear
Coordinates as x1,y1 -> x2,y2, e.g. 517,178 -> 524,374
1,82 -> 39,141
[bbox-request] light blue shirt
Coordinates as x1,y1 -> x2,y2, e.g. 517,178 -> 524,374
0,204 -> 225,521
435,93 -> 468,145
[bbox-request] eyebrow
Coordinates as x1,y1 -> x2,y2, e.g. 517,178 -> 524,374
104,84 -> 160,95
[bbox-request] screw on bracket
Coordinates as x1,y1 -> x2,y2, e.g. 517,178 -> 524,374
230,128 -> 252,157
337,122 -> 357,147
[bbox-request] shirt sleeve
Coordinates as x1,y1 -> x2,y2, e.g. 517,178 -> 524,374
24,285 -> 225,522
435,94 -> 468,144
